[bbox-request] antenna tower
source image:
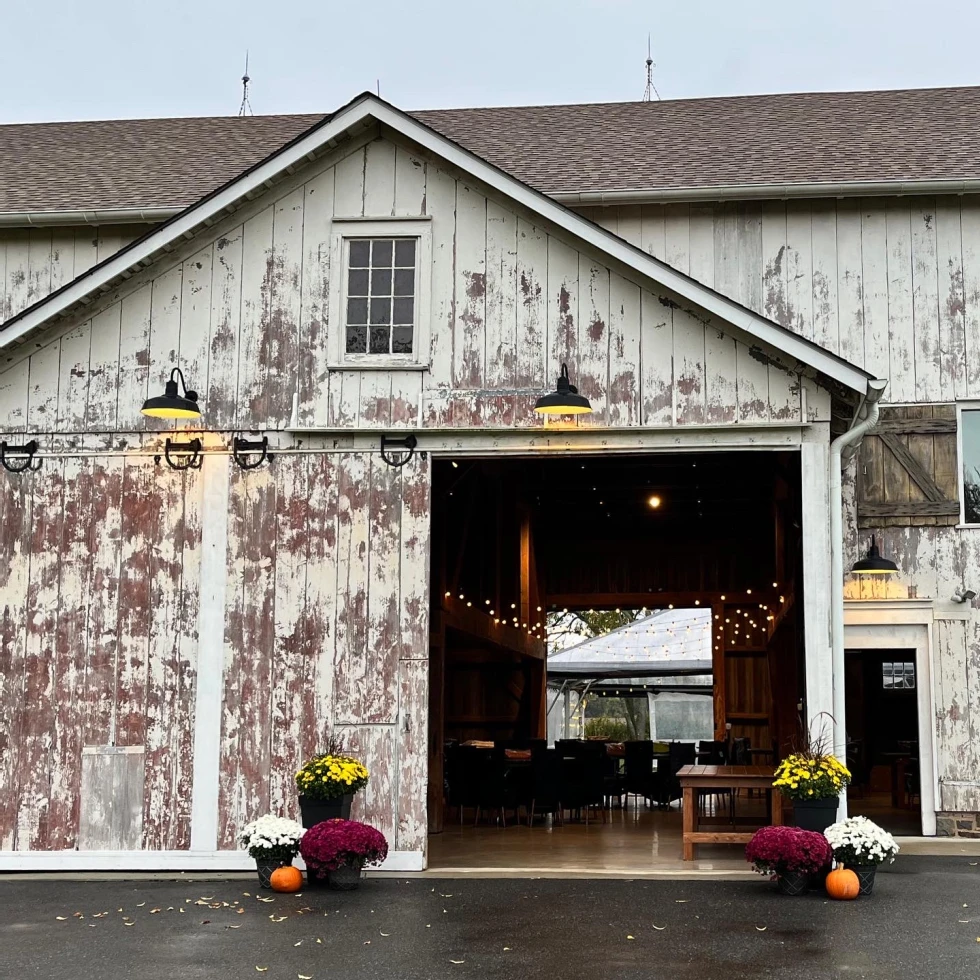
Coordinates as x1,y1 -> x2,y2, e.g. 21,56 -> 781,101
643,36 -> 661,102
239,51 -> 253,116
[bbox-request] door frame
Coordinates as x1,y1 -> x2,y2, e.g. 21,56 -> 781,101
842,598 -> 955,836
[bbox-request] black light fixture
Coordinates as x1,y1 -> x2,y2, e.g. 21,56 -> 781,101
534,363 -> 592,416
851,535 -> 898,575
141,367 -> 202,420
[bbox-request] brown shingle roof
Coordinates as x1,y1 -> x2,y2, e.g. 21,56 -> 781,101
3,85 -> 980,215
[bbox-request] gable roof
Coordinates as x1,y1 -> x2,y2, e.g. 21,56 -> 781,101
0,92 -> 875,398
4,85 -> 980,220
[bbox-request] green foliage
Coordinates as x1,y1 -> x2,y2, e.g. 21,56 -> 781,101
584,717 -> 629,740
965,470 -> 980,524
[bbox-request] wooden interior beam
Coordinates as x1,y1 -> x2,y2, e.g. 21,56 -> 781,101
441,597 -> 546,660
547,591 -> 782,609
712,602 -> 726,741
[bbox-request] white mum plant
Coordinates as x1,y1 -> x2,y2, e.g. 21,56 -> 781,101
824,815 -> 899,867
238,814 -> 305,861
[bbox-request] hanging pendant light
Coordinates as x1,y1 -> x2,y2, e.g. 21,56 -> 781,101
141,367 -> 202,420
534,363 -> 592,416
851,535 -> 898,575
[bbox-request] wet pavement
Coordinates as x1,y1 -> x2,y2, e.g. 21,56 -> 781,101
1,856 -> 978,979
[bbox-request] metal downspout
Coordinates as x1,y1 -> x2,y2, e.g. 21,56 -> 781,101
828,378 -> 888,819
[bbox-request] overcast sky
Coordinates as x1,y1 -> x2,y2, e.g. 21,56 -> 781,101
2,0 -> 979,123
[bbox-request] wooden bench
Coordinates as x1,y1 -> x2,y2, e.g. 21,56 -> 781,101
677,764 -> 784,860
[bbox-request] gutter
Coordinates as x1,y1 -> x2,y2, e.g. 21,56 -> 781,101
5,175 -> 980,228
828,377 -> 888,820
550,178 -> 980,207
0,207 -> 179,228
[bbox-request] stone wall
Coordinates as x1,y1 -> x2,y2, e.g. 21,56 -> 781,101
936,812 -> 980,838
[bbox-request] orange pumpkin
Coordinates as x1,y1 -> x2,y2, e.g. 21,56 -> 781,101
825,866 -> 860,900
270,865 -> 303,893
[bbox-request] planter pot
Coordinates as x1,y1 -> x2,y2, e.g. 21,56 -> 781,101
298,794 -> 353,828
775,870 -> 811,896
850,863 -> 877,896
327,859 -> 364,891
792,797 -> 839,833
255,859 -> 289,889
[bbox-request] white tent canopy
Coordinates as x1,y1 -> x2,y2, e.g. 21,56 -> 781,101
547,608 -> 713,679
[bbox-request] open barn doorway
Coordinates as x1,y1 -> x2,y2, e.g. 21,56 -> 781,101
426,450 -> 804,872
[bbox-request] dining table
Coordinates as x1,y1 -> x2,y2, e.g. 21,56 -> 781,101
677,764 -> 784,860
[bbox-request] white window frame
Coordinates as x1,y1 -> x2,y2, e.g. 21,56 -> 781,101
329,218 -> 432,370
955,400 -> 980,527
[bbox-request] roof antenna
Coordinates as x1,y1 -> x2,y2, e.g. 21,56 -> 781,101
643,35 -> 660,102
376,79 -> 381,97
239,51 -> 253,117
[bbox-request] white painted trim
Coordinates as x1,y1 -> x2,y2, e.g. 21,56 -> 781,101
801,436 -> 834,731
0,207 -> 177,228
0,95 -> 873,397
329,218 -> 432,368
551,179 -> 980,207
843,601 -> 939,836
0,850 -> 424,873
189,452 -> 231,852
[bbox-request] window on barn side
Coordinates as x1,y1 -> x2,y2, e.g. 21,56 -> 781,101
330,219 -> 431,369
882,661 -> 915,690
960,407 -> 980,525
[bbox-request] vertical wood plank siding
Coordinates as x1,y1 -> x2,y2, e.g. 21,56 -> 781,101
1,449 -> 430,853
4,128 -> 980,853
0,139 -> 811,434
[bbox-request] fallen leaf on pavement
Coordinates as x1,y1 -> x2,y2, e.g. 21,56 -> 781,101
626,935 -> 635,940
755,926 -> 767,932
56,916 -> 67,921
258,897 -> 275,903
503,947 -> 511,951
299,975 -> 312,979
380,932 -> 390,937
237,909 -> 245,915
674,900 -> 689,904
450,960 -> 465,965
255,968 -> 268,973
294,941 -> 303,946
970,863 -> 978,867
228,925 -> 242,929
124,922 -> 135,927
652,925 -> 666,931
316,939 -> 322,944
150,908 -> 161,914
137,903 -> 146,908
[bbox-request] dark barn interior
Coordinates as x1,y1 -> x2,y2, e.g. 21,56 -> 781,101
427,450 -> 806,834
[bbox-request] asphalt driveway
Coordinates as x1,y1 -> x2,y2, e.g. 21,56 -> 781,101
1,857 -> 978,980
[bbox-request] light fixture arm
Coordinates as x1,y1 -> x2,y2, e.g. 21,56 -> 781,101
168,367 -> 197,401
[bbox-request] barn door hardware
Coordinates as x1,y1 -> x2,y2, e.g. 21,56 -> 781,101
232,436 -> 270,470
157,437 -> 203,470
0,439 -> 42,473
380,433 -> 418,467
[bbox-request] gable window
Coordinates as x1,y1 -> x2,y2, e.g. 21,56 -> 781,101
345,238 -> 416,355
331,219 -> 431,368
960,406 -> 980,525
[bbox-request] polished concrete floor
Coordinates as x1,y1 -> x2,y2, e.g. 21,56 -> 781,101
428,796 -> 766,874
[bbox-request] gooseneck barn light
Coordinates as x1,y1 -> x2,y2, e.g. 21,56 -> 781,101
534,363 -> 592,416
141,367 -> 202,420
851,535 -> 898,575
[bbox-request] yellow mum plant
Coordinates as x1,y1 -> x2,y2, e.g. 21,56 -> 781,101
296,751 -> 370,802
773,753 -> 850,801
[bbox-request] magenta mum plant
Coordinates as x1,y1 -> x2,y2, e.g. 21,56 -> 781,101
745,825 -> 832,876
300,819 -> 388,876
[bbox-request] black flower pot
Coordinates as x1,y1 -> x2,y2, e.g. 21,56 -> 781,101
256,859 -> 288,889
298,794 -> 353,828
775,870 -> 811,896
327,859 -> 364,890
850,864 -> 877,895
792,797 -> 839,833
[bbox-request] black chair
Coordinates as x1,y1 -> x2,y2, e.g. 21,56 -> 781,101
659,741 -> 696,808
476,747 -> 521,827
559,748 -> 607,825
623,740 -> 656,808
528,748 -> 564,827
697,739 -> 733,819
449,745 -> 490,825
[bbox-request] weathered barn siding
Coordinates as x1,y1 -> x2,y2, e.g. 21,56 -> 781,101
0,225 -> 153,325
217,450 -> 429,855
0,133 -> 827,436
579,198 -> 980,404
0,457 -> 201,851
0,448 -> 430,855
